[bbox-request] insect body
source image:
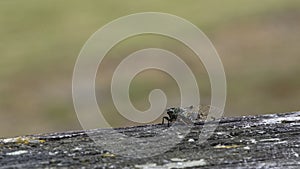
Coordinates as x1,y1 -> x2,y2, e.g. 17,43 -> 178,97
162,107 -> 181,126
162,105 -> 217,126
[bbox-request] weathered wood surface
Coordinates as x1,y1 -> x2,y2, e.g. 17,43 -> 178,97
1,111 -> 300,168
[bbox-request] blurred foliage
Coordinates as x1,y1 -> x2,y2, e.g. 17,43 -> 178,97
1,0 -> 300,137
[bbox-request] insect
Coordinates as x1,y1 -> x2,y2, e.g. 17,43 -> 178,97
162,105 -> 220,126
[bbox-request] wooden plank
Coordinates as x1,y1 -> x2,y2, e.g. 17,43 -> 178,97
1,111 -> 300,168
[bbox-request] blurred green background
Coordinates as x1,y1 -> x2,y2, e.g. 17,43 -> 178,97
1,0 -> 300,137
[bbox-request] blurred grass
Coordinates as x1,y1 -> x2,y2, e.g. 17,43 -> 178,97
1,0 -> 300,136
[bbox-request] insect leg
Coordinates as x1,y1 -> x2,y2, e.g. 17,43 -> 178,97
162,116 -> 170,125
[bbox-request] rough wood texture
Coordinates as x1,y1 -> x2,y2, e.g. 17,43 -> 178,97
1,111 -> 300,168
